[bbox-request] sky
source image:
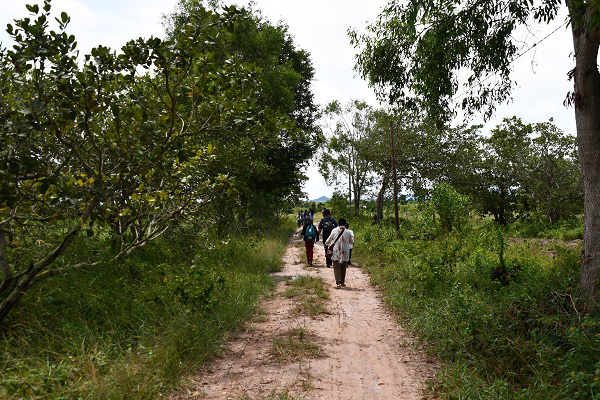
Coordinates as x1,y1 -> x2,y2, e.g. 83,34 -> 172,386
0,0 -> 577,200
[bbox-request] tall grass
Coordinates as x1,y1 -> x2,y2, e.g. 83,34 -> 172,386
0,219 -> 295,399
352,214 -> 598,399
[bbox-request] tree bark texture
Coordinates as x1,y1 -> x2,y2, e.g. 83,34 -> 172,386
354,187 -> 361,217
373,176 -> 389,224
569,4 -> 600,310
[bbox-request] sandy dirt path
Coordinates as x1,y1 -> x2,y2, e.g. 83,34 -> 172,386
172,230 -> 436,399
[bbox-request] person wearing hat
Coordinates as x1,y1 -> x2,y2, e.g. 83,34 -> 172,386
317,208 -> 337,268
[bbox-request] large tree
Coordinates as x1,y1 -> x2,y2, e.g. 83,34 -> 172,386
480,117 -> 533,225
166,1 -> 318,222
350,0 -> 599,310
524,120 -> 583,223
0,0 -> 316,323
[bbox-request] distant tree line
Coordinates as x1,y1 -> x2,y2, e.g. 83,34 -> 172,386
320,102 -> 582,226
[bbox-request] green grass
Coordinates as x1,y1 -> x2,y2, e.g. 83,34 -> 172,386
352,215 -> 599,400
509,218 -> 584,240
0,218 -> 296,399
283,276 -> 330,317
270,327 -> 323,363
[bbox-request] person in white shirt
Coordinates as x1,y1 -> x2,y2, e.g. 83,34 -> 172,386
325,218 -> 354,288
344,222 -> 354,266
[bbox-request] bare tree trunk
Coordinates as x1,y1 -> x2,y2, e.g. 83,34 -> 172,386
373,176 -> 389,224
348,161 -> 352,216
569,4 -> 600,311
353,186 -> 360,217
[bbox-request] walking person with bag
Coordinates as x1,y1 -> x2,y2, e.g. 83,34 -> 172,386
317,209 -> 337,268
301,217 -> 319,267
325,218 -> 353,288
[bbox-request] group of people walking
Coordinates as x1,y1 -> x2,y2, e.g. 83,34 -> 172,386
296,209 -> 314,227
300,208 -> 354,289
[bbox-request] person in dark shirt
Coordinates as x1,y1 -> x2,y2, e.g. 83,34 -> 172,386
296,211 -> 303,228
317,208 -> 338,268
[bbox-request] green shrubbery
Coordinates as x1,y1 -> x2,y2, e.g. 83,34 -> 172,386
0,220 -> 295,399
353,213 -> 598,399
510,218 -> 584,240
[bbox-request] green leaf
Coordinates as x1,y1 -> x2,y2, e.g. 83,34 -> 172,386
61,12 -> 68,23
38,179 -> 50,194
31,98 -> 45,112
26,4 -> 39,14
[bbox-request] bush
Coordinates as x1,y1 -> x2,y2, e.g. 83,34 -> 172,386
510,218 -> 583,240
429,182 -> 471,234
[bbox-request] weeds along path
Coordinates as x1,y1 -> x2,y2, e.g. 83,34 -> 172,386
171,230 -> 436,399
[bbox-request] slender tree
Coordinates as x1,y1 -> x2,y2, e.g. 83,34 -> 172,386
319,100 -> 377,216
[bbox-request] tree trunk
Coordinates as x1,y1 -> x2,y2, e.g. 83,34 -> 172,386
0,265 -> 39,322
569,9 -> 600,311
497,208 -> 508,226
373,177 -> 389,224
498,189 -> 508,225
0,200 -> 97,324
238,194 -> 248,229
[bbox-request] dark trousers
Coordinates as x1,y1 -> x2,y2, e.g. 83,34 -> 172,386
324,244 -> 333,266
304,240 -> 314,264
333,259 -> 348,285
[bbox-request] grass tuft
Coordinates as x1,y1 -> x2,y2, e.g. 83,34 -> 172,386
239,390 -> 305,400
270,328 -> 323,363
283,276 -> 330,317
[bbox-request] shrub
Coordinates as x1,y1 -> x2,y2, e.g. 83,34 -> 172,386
429,182 -> 471,234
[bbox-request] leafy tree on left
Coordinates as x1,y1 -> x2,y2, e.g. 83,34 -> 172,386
166,1 -> 319,223
0,0 -> 312,323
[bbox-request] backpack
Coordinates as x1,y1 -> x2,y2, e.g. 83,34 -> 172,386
321,218 -> 334,232
304,224 -> 316,242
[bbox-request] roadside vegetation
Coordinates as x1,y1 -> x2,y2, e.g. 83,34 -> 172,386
0,0 -> 316,398
0,220 -> 295,399
342,190 -> 598,399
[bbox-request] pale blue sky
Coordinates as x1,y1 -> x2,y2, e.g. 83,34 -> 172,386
1,1 -> 577,200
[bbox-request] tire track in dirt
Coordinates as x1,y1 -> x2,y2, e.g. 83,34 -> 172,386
171,230 -> 436,399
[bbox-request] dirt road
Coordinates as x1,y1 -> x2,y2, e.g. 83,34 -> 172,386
172,231 -> 436,399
